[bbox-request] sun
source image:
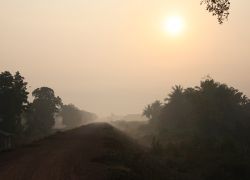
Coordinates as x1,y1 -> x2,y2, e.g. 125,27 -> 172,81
164,15 -> 184,36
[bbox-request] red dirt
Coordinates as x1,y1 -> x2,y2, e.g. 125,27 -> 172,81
0,123 -> 134,180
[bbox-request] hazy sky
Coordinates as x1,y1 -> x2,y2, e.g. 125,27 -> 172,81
1,0 -> 250,116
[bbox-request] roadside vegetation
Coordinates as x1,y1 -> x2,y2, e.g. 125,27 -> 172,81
0,71 -> 97,146
1,71 -> 250,179
115,77 -> 250,180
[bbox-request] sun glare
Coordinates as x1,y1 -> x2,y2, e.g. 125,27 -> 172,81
164,15 -> 184,36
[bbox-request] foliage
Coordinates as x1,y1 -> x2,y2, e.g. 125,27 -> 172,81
0,71 -> 29,134
143,100 -> 163,125
81,110 -> 98,123
0,70 -> 96,144
60,104 -> 83,128
157,78 -> 250,141
143,78 -> 250,180
201,0 -> 230,24
26,87 -> 62,136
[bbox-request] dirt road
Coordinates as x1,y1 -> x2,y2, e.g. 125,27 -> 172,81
0,123 -> 141,180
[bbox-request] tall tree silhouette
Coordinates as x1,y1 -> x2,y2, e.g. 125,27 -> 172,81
0,71 -> 29,134
26,87 -> 62,136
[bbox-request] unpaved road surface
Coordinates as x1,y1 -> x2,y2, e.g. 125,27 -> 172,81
0,123 -> 142,180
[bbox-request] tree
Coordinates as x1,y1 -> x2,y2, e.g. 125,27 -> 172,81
165,85 -> 184,103
201,0 -> 230,24
146,78 -> 250,180
26,87 -> 62,136
157,78 -> 250,143
0,71 -> 29,134
81,110 -> 97,123
143,100 -> 163,125
60,104 -> 82,128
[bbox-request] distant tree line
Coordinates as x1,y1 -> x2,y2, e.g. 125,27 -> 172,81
0,71 -> 97,140
143,77 -> 250,179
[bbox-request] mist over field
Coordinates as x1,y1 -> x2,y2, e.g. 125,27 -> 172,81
1,0 -> 250,180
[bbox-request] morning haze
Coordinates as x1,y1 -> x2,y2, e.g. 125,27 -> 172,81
2,0 -> 250,180
1,0 -> 250,116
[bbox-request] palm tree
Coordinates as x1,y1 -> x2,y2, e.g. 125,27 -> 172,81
143,100 -> 163,121
165,85 -> 184,103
